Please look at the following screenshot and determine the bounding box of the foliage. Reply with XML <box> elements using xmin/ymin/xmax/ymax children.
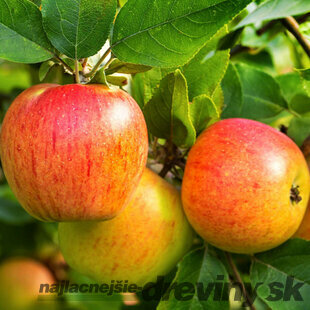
<box><xmin>0</xmin><ymin>0</ymin><xmax>310</xmax><ymax>309</ymax></box>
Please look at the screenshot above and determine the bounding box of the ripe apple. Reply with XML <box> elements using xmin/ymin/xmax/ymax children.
<box><xmin>58</xmin><ymin>168</ymin><xmax>194</xmax><ymax>286</ymax></box>
<box><xmin>0</xmin><ymin>84</ymin><xmax>148</xmax><ymax>221</ymax></box>
<box><xmin>0</xmin><ymin>258</ymin><xmax>55</xmax><ymax>310</ymax></box>
<box><xmin>294</xmin><ymin>153</ymin><xmax>310</xmax><ymax>240</ymax></box>
<box><xmin>182</xmin><ymin>118</ymin><xmax>310</xmax><ymax>254</ymax></box>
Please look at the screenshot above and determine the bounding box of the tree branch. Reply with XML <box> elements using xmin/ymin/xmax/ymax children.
<box><xmin>282</xmin><ymin>16</ymin><xmax>310</xmax><ymax>58</ymax></box>
<box><xmin>225</xmin><ymin>252</ymin><xmax>256</xmax><ymax>310</ymax></box>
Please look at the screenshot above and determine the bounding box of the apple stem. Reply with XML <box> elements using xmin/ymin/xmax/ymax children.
<box><xmin>85</xmin><ymin>48</ymin><xmax>111</xmax><ymax>79</ymax></box>
<box><xmin>225</xmin><ymin>252</ymin><xmax>256</xmax><ymax>310</ymax></box>
<box><xmin>75</xmin><ymin>60</ymin><xmax>80</xmax><ymax>84</ymax></box>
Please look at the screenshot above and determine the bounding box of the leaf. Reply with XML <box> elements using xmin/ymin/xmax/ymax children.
<box><xmin>0</xmin><ymin>185</ymin><xmax>34</xmax><ymax>225</ymax></box>
<box><xmin>157</xmin><ymin>247</ymin><xmax>229</xmax><ymax>310</ymax></box>
<box><xmin>287</xmin><ymin>117</ymin><xmax>310</xmax><ymax>147</ymax></box>
<box><xmin>143</xmin><ymin>70</ymin><xmax>196</xmax><ymax>148</ymax></box>
<box><xmin>181</xmin><ymin>27</ymin><xmax>230</xmax><ymax>101</ymax></box>
<box><xmin>221</xmin><ymin>62</ymin><xmax>243</xmax><ymax>119</ymax></box>
<box><xmin>236</xmin><ymin>63</ymin><xmax>287</xmax><ymax>120</ymax></box>
<box><xmin>106</xmin><ymin>75</ymin><xmax>128</xmax><ymax>86</ymax></box>
<box><xmin>276</xmin><ymin>72</ymin><xmax>306</xmax><ymax>103</ymax></box>
<box><xmin>39</xmin><ymin>60</ymin><xmax>57</xmax><ymax>81</ymax></box>
<box><xmin>217</xmin><ymin>28</ymin><xmax>243</xmax><ymax>51</ymax></box>
<box><xmin>298</xmin><ymin>69</ymin><xmax>310</xmax><ymax>97</ymax></box>
<box><xmin>251</xmin><ymin>239</ymin><xmax>310</xmax><ymax>310</ymax></box>
<box><xmin>190</xmin><ymin>95</ymin><xmax>220</xmax><ymax>134</ymax></box>
<box><xmin>276</xmin><ymin>72</ymin><xmax>310</xmax><ymax>115</ymax></box>
<box><xmin>0</xmin><ymin>0</ymin><xmax>53</xmax><ymax>63</ymax></box>
<box><xmin>237</xmin><ymin>0</ymin><xmax>310</xmax><ymax>28</ymax></box>
<box><xmin>132</xmin><ymin>67</ymin><xmax>170</xmax><ymax>108</ymax></box>
<box><xmin>111</xmin><ymin>0</ymin><xmax>252</xmax><ymax>67</ymax></box>
<box><xmin>105</xmin><ymin>59</ymin><xmax>152</xmax><ymax>75</ymax></box>
<box><xmin>41</xmin><ymin>0</ymin><xmax>117</xmax><ymax>59</ymax></box>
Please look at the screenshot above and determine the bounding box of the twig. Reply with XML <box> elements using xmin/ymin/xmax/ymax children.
<box><xmin>159</xmin><ymin>162</ymin><xmax>173</xmax><ymax>178</ymax></box>
<box><xmin>282</xmin><ymin>16</ymin><xmax>310</xmax><ymax>58</ymax></box>
<box><xmin>85</xmin><ymin>48</ymin><xmax>111</xmax><ymax>78</ymax></box>
<box><xmin>230</xmin><ymin>45</ymin><xmax>252</xmax><ymax>57</ymax></box>
<box><xmin>74</xmin><ymin>59</ymin><xmax>80</xmax><ymax>83</ymax></box>
<box><xmin>54</xmin><ymin>55</ymin><xmax>74</xmax><ymax>74</ymax></box>
<box><xmin>225</xmin><ymin>252</ymin><xmax>256</xmax><ymax>310</ymax></box>
<box><xmin>256</xmin><ymin>20</ymin><xmax>278</xmax><ymax>36</ymax></box>
<box><xmin>104</xmin><ymin>56</ymin><xmax>115</xmax><ymax>71</ymax></box>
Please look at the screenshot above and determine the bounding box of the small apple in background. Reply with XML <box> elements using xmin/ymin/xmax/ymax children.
<box><xmin>58</xmin><ymin>168</ymin><xmax>194</xmax><ymax>286</ymax></box>
<box><xmin>0</xmin><ymin>84</ymin><xmax>148</xmax><ymax>221</ymax></box>
<box><xmin>182</xmin><ymin>118</ymin><xmax>310</xmax><ymax>254</ymax></box>
<box><xmin>0</xmin><ymin>258</ymin><xmax>56</xmax><ymax>310</ymax></box>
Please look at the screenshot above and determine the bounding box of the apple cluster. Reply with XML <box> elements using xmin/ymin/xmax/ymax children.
<box><xmin>0</xmin><ymin>84</ymin><xmax>309</xmax><ymax>289</ymax></box>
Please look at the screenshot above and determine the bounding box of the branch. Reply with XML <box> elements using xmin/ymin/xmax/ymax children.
<box><xmin>225</xmin><ymin>252</ymin><xmax>256</xmax><ymax>310</ymax></box>
<box><xmin>282</xmin><ymin>16</ymin><xmax>310</xmax><ymax>58</ymax></box>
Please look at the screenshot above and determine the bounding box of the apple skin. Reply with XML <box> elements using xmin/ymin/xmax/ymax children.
<box><xmin>0</xmin><ymin>84</ymin><xmax>148</xmax><ymax>221</ymax></box>
<box><xmin>58</xmin><ymin>168</ymin><xmax>194</xmax><ymax>286</ymax></box>
<box><xmin>182</xmin><ymin>118</ymin><xmax>310</xmax><ymax>254</ymax></box>
<box><xmin>0</xmin><ymin>258</ymin><xmax>55</xmax><ymax>310</ymax></box>
<box><xmin>294</xmin><ymin>156</ymin><xmax>310</xmax><ymax>240</ymax></box>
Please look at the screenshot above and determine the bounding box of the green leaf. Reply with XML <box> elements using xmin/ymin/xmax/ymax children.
<box><xmin>39</xmin><ymin>60</ymin><xmax>57</xmax><ymax>81</ymax></box>
<box><xmin>237</xmin><ymin>0</ymin><xmax>310</xmax><ymax>28</ymax></box>
<box><xmin>236</xmin><ymin>63</ymin><xmax>287</xmax><ymax>120</ymax></box>
<box><xmin>157</xmin><ymin>247</ymin><xmax>229</xmax><ymax>310</ymax></box>
<box><xmin>111</xmin><ymin>0</ymin><xmax>252</xmax><ymax>67</ymax></box>
<box><xmin>41</xmin><ymin>0</ymin><xmax>117</xmax><ymax>59</ymax></box>
<box><xmin>132</xmin><ymin>68</ymin><xmax>170</xmax><ymax>108</ymax></box>
<box><xmin>181</xmin><ymin>27</ymin><xmax>230</xmax><ymax>101</ymax></box>
<box><xmin>0</xmin><ymin>0</ymin><xmax>53</xmax><ymax>63</ymax></box>
<box><xmin>106</xmin><ymin>75</ymin><xmax>128</xmax><ymax>86</ymax></box>
<box><xmin>251</xmin><ymin>239</ymin><xmax>310</xmax><ymax>310</ymax></box>
<box><xmin>298</xmin><ymin>69</ymin><xmax>310</xmax><ymax>97</ymax></box>
<box><xmin>276</xmin><ymin>72</ymin><xmax>310</xmax><ymax>116</ymax></box>
<box><xmin>190</xmin><ymin>95</ymin><xmax>220</xmax><ymax>134</ymax></box>
<box><xmin>217</xmin><ymin>28</ymin><xmax>243</xmax><ymax>51</ymax></box>
<box><xmin>287</xmin><ymin>117</ymin><xmax>310</xmax><ymax>147</ymax></box>
<box><xmin>276</xmin><ymin>72</ymin><xmax>306</xmax><ymax>103</ymax></box>
<box><xmin>143</xmin><ymin>70</ymin><xmax>196</xmax><ymax>148</ymax></box>
<box><xmin>221</xmin><ymin>63</ymin><xmax>243</xmax><ymax>119</ymax></box>
<box><xmin>0</xmin><ymin>185</ymin><xmax>34</xmax><ymax>225</ymax></box>
<box><xmin>105</xmin><ymin>59</ymin><xmax>152</xmax><ymax>75</ymax></box>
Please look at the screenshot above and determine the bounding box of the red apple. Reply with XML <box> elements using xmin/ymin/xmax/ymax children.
<box><xmin>58</xmin><ymin>168</ymin><xmax>194</xmax><ymax>286</ymax></box>
<box><xmin>0</xmin><ymin>258</ymin><xmax>56</xmax><ymax>310</ymax></box>
<box><xmin>182</xmin><ymin>118</ymin><xmax>310</xmax><ymax>254</ymax></box>
<box><xmin>0</xmin><ymin>84</ymin><xmax>148</xmax><ymax>221</ymax></box>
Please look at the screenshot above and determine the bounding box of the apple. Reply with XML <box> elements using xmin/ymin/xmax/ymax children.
<box><xmin>0</xmin><ymin>84</ymin><xmax>148</xmax><ymax>221</ymax></box>
<box><xmin>58</xmin><ymin>168</ymin><xmax>194</xmax><ymax>286</ymax></box>
<box><xmin>294</xmin><ymin>153</ymin><xmax>310</xmax><ymax>240</ymax></box>
<box><xmin>0</xmin><ymin>258</ymin><xmax>55</xmax><ymax>310</ymax></box>
<box><xmin>182</xmin><ymin>118</ymin><xmax>310</xmax><ymax>254</ymax></box>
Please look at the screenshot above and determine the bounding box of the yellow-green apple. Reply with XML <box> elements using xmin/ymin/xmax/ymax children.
<box><xmin>0</xmin><ymin>258</ymin><xmax>55</xmax><ymax>310</ymax></box>
<box><xmin>182</xmin><ymin>118</ymin><xmax>310</xmax><ymax>254</ymax></box>
<box><xmin>0</xmin><ymin>84</ymin><xmax>148</xmax><ymax>221</ymax></box>
<box><xmin>58</xmin><ymin>168</ymin><xmax>194</xmax><ymax>286</ymax></box>
<box><xmin>294</xmin><ymin>149</ymin><xmax>310</xmax><ymax>240</ymax></box>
